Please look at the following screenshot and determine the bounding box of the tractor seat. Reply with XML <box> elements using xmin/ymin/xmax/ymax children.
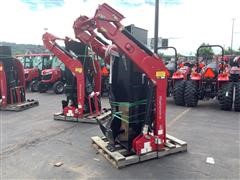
<box><xmin>166</xmin><ymin>62</ymin><xmax>176</xmax><ymax>71</ymax></box>
<box><xmin>166</xmin><ymin>62</ymin><xmax>176</xmax><ymax>76</ymax></box>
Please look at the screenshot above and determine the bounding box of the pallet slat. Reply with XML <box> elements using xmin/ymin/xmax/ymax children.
<box><xmin>166</xmin><ymin>134</ymin><xmax>187</xmax><ymax>146</ymax></box>
<box><xmin>0</xmin><ymin>100</ymin><xmax>39</xmax><ymax>111</ymax></box>
<box><xmin>92</xmin><ymin>136</ymin><xmax>125</xmax><ymax>161</ymax></box>
<box><xmin>92</xmin><ymin>134</ymin><xmax>187</xmax><ymax>168</ymax></box>
<box><xmin>54</xmin><ymin>110</ymin><xmax>111</xmax><ymax>124</ymax></box>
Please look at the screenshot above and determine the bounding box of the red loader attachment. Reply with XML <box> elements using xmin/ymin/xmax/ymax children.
<box><xmin>74</xmin><ymin>3</ymin><xmax>187</xmax><ymax>167</ymax></box>
<box><xmin>0</xmin><ymin>46</ymin><xmax>39</xmax><ymax>111</ymax></box>
<box><xmin>42</xmin><ymin>32</ymin><xmax>111</xmax><ymax>123</ymax></box>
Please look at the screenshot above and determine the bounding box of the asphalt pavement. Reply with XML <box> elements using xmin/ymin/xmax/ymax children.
<box><xmin>1</xmin><ymin>92</ymin><xmax>239</xmax><ymax>179</ymax></box>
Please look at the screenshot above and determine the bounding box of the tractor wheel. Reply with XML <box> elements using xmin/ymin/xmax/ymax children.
<box><xmin>173</xmin><ymin>80</ymin><xmax>185</xmax><ymax>106</ymax></box>
<box><xmin>184</xmin><ymin>80</ymin><xmax>198</xmax><ymax>107</ymax></box>
<box><xmin>219</xmin><ymin>82</ymin><xmax>233</xmax><ymax>111</ymax></box>
<box><xmin>234</xmin><ymin>82</ymin><xmax>240</xmax><ymax>112</ymax></box>
<box><xmin>29</xmin><ymin>80</ymin><xmax>39</xmax><ymax>92</ymax></box>
<box><xmin>53</xmin><ymin>81</ymin><xmax>64</xmax><ymax>94</ymax></box>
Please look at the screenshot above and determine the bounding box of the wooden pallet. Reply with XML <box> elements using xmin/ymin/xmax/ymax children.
<box><xmin>53</xmin><ymin>109</ymin><xmax>111</xmax><ymax>124</ymax></box>
<box><xmin>91</xmin><ymin>134</ymin><xmax>187</xmax><ymax>168</ymax></box>
<box><xmin>0</xmin><ymin>100</ymin><xmax>39</xmax><ymax>112</ymax></box>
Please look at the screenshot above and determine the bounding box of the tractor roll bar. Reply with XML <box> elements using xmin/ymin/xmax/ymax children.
<box><xmin>157</xmin><ymin>46</ymin><xmax>178</xmax><ymax>72</ymax></box>
<box><xmin>196</xmin><ymin>45</ymin><xmax>224</xmax><ymax>73</ymax></box>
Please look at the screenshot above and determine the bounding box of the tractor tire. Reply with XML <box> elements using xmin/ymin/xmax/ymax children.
<box><xmin>29</xmin><ymin>80</ymin><xmax>39</xmax><ymax>92</ymax></box>
<box><xmin>219</xmin><ymin>82</ymin><xmax>233</xmax><ymax>111</ymax></box>
<box><xmin>173</xmin><ymin>80</ymin><xmax>185</xmax><ymax>106</ymax></box>
<box><xmin>234</xmin><ymin>82</ymin><xmax>240</xmax><ymax>112</ymax></box>
<box><xmin>53</xmin><ymin>81</ymin><xmax>64</xmax><ymax>94</ymax></box>
<box><xmin>184</xmin><ymin>80</ymin><xmax>198</xmax><ymax>107</ymax></box>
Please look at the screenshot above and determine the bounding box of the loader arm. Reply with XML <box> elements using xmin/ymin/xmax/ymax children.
<box><xmin>73</xmin><ymin>15</ymin><xmax>119</xmax><ymax>64</ymax></box>
<box><xmin>74</xmin><ymin>3</ymin><xmax>168</xmax><ymax>153</ymax></box>
<box><xmin>42</xmin><ymin>32</ymin><xmax>85</xmax><ymax>117</ymax></box>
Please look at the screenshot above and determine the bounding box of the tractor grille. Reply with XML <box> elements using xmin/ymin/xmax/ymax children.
<box><xmin>42</xmin><ymin>74</ymin><xmax>52</xmax><ymax>81</ymax></box>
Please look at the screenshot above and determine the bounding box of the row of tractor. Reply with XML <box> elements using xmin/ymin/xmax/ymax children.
<box><xmin>161</xmin><ymin>45</ymin><xmax>240</xmax><ymax>112</ymax></box>
<box><xmin>16</xmin><ymin>53</ymin><xmax>109</xmax><ymax>95</ymax></box>
<box><xmin>16</xmin><ymin>53</ymin><xmax>65</xmax><ymax>94</ymax></box>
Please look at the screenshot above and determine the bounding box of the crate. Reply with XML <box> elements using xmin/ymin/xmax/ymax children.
<box><xmin>91</xmin><ymin>134</ymin><xmax>187</xmax><ymax>168</ymax></box>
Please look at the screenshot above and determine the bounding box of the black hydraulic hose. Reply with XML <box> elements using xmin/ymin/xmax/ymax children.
<box><xmin>143</xmin><ymin>80</ymin><xmax>155</xmax><ymax>129</ymax></box>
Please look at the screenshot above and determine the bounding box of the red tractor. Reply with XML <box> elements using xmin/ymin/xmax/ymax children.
<box><xmin>218</xmin><ymin>55</ymin><xmax>240</xmax><ymax>111</ymax></box>
<box><xmin>16</xmin><ymin>53</ymin><xmax>54</xmax><ymax>92</ymax></box>
<box><xmin>0</xmin><ymin>46</ymin><xmax>39</xmax><ymax>111</ymax></box>
<box><xmin>172</xmin><ymin>59</ymin><xmax>195</xmax><ymax>106</ymax></box>
<box><xmin>184</xmin><ymin>45</ymin><xmax>228</xmax><ymax>107</ymax></box>
<box><xmin>37</xmin><ymin>55</ymin><xmax>65</xmax><ymax>94</ymax></box>
<box><xmin>157</xmin><ymin>47</ymin><xmax>194</xmax><ymax>105</ymax></box>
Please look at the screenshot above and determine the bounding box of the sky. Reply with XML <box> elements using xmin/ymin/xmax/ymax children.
<box><xmin>0</xmin><ymin>0</ymin><xmax>240</xmax><ymax>55</ymax></box>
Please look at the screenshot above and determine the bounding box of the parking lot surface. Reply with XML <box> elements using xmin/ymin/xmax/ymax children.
<box><xmin>1</xmin><ymin>92</ymin><xmax>239</xmax><ymax>179</ymax></box>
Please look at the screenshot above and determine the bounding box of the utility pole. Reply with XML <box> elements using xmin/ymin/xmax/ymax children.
<box><xmin>154</xmin><ymin>0</ymin><xmax>159</xmax><ymax>53</ymax></box>
<box><xmin>230</xmin><ymin>18</ymin><xmax>235</xmax><ymax>55</ymax></box>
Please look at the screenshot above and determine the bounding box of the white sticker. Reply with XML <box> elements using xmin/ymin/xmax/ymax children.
<box><xmin>158</xmin><ymin>129</ymin><xmax>163</xmax><ymax>135</ymax></box>
<box><xmin>66</xmin><ymin>110</ymin><xmax>74</xmax><ymax>117</ymax></box>
<box><xmin>140</xmin><ymin>142</ymin><xmax>152</xmax><ymax>154</ymax></box>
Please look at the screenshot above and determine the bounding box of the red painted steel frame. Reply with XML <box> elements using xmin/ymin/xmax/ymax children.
<box><xmin>0</xmin><ymin>61</ymin><xmax>8</xmax><ymax>106</ymax></box>
<box><xmin>74</xmin><ymin>15</ymin><xmax>119</xmax><ymax>64</ymax></box>
<box><xmin>75</xmin><ymin>3</ymin><xmax>168</xmax><ymax>152</ymax></box>
<box><xmin>42</xmin><ymin>32</ymin><xmax>85</xmax><ymax>117</ymax></box>
<box><xmin>13</xmin><ymin>58</ymin><xmax>25</xmax><ymax>89</ymax></box>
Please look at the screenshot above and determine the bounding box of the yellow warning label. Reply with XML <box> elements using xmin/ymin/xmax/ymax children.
<box><xmin>156</xmin><ymin>71</ymin><xmax>166</xmax><ymax>79</ymax></box>
<box><xmin>0</xmin><ymin>66</ymin><xmax>2</xmax><ymax>71</ymax></box>
<box><xmin>75</xmin><ymin>67</ymin><xmax>82</xmax><ymax>73</ymax></box>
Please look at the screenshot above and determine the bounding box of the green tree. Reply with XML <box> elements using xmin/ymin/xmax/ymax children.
<box><xmin>0</xmin><ymin>41</ymin><xmax>47</xmax><ymax>55</ymax></box>
<box><xmin>224</xmin><ymin>47</ymin><xmax>240</xmax><ymax>55</ymax></box>
<box><xmin>197</xmin><ymin>43</ymin><xmax>214</xmax><ymax>60</ymax></box>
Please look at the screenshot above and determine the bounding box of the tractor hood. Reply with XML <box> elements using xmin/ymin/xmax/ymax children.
<box><xmin>41</xmin><ymin>68</ymin><xmax>56</xmax><ymax>75</ymax></box>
